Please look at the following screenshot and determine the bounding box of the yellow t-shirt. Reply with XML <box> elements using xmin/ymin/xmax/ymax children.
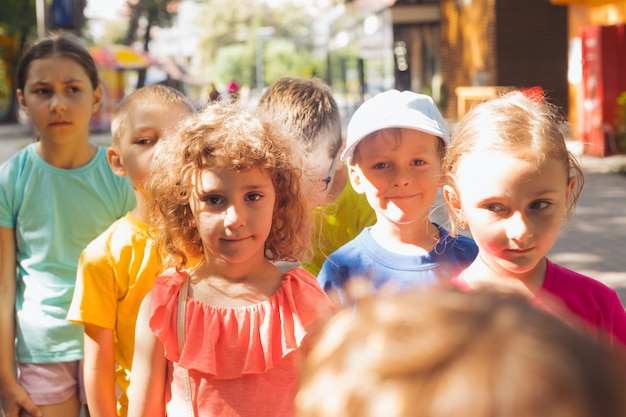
<box><xmin>67</xmin><ymin>212</ymin><xmax>159</xmax><ymax>417</ymax></box>
<box><xmin>303</xmin><ymin>181</ymin><xmax>376</xmax><ymax>276</ymax></box>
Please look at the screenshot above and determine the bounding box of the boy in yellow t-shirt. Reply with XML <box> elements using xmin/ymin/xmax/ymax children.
<box><xmin>67</xmin><ymin>85</ymin><xmax>195</xmax><ymax>417</ymax></box>
<box><xmin>257</xmin><ymin>77</ymin><xmax>375</xmax><ymax>275</ymax></box>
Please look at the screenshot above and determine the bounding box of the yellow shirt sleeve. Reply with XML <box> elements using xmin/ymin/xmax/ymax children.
<box><xmin>303</xmin><ymin>181</ymin><xmax>376</xmax><ymax>276</ymax></box>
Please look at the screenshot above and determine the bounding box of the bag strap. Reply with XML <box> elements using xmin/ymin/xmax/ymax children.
<box><xmin>177</xmin><ymin>275</ymin><xmax>195</xmax><ymax>417</ymax></box>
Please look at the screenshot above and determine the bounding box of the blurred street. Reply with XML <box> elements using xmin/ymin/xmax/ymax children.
<box><xmin>2</xmin><ymin>122</ymin><xmax>626</xmax><ymax>305</ymax></box>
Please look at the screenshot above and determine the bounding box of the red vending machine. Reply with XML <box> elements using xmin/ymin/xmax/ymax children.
<box><xmin>579</xmin><ymin>24</ymin><xmax>626</xmax><ymax>156</ymax></box>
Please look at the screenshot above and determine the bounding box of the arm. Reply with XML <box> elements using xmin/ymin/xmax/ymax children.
<box><xmin>127</xmin><ymin>291</ymin><xmax>167</xmax><ymax>417</ymax></box>
<box><xmin>83</xmin><ymin>323</ymin><xmax>117</xmax><ymax>417</ymax></box>
<box><xmin>0</xmin><ymin>227</ymin><xmax>41</xmax><ymax>417</ymax></box>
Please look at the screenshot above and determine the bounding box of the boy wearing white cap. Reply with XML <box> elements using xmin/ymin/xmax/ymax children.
<box><xmin>317</xmin><ymin>90</ymin><xmax>478</xmax><ymax>303</ymax></box>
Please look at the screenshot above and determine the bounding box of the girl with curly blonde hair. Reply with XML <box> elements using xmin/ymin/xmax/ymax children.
<box><xmin>128</xmin><ymin>103</ymin><xmax>333</xmax><ymax>417</ymax></box>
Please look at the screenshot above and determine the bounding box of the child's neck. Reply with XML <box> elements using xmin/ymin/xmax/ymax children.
<box><xmin>36</xmin><ymin>140</ymin><xmax>96</xmax><ymax>169</ymax></box>
<box><xmin>461</xmin><ymin>256</ymin><xmax>547</xmax><ymax>296</ymax></box>
<box><xmin>130</xmin><ymin>194</ymin><xmax>151</xmax><ymax>224</ymax></box>
<box><xmin>188</xmin><ymin>257</ymin><xmax>284</xmax><ymax>308</ymax></box>
<box><xmin>370</xmin><ymin>219</ymin><xmax>439</xmax><ymax>255</ymax></box>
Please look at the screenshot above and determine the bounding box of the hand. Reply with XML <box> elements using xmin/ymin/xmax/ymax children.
<box><xmin>0</xmin><ymin>381</ymin><xmax>42</xmax><ymax>417</ymax></box>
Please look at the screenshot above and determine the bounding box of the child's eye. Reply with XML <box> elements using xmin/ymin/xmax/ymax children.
<box><xmin>68</xmin><ymin>86</ymin><xmax>81</xmax><ymax>93</ymax></box>
<box><xmin>205</xmin><ymin>195</ymin><xmax>224</xmax><ymax>205</ymax></box>
<box><xmin>136</xmin><ymin>137</ymin><xmax>158</xmax><ymax>146</ymax></box>
<box><xmin>484</xmin><ymin>203</ymin><xmax>505</xmax><ymax>213</ymax></box>
<box><xmin>34</xmin><ymin>88</ymin><xmax>50</xmax><ymax>95</ymax></box>
<box><xmin>245</xmin><ymin>193</ymin><xmax>262</xmax><ymax>202</ymax></box>
<box><xmin>372</xmin><ymin>162</ymin><xmax>390</xmax><ymax>169</ymax></box>
<box><xmin>411</xmin><ymin>159</ymin><xmax>426</xmax><ymax>166</ymax></box>
<box><xmin>530</xmin><ymin>200</ymin><xmax>551</xmax><ymax>210</ymax></box>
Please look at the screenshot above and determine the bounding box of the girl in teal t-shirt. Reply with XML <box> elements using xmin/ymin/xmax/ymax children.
<box><xmin>0</xmin><ymin>33</ymin><xmax>135</xmax><ymax>417</ymax></box>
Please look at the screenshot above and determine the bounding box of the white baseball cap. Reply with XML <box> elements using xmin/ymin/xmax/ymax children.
<box><xmin>342</xmin><ymin>90</ymin><xmax>450</xmax><ymax>162</ymax></box>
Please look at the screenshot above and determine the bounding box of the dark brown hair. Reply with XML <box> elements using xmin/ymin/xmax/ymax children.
<box><xmin>16</xmin><ymin>31</ymin><xmax>99</xmax><ymax>91</ymax></box>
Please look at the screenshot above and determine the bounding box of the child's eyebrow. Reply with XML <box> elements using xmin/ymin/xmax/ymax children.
<box><xmin>63</xmin><ymin>77</ymin><xmax>84</xmax><ymax>82</ymax></box>
<box><xmin>533</xmin><ymin>188</ymin><xmax>561</xmax><ymax>196</ymax></box>
<box><xmin>30</xmin><ymin>78</ymin><xmax>85</xmax><ymax>86</ymax></box>
<box><xmin>243</xmin><ymin>183</ymin><xmax>273</xmax><ymax>191</ymax></box>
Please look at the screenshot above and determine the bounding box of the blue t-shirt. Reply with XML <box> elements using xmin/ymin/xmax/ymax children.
<box><xmin>0</xmin><ymin>143</ymin><xmax>136</xmax><ymax>363</ymax></box>
<box><xmin>317</xmin><ymin>224</ymin><xmax>478</xmax><ymax>304</ymax></box>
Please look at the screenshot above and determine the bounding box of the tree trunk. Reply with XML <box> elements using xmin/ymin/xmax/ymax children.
<box><xmin>124</xmin><ymin>0</ymin><xmax>146</xmax><ymax>46</ymax></box>
<box><xmin>134</xmin><ymin>18</ymin><xmax>152</xmax><ymax>89</ymax></box>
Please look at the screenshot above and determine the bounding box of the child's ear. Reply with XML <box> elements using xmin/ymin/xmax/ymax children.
<box><xmin>107</xmin><ymin>147</ymin><xmax>127</xmax><ymax>177</ymax></box>
<box><xmin>349</xmin><ymin>165</ymin><xmax>365</xmax><ymax>194</ymax></box>
<box><xmin>442</xmin><ymin>184</ymin><xmax>463</xmax><ymax>218</ymax></box>
<box><xmin>16</xmin><ymin>89</ymin><xmax>29</xmax><ymax>115</ymax></box>
<box><xmin>91</xmin><ymin>84</ymin><xmax>103</xmax><ymax>114</ymax></box>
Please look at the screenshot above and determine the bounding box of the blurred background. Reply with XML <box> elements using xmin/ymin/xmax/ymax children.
<box><xmin>1</xmin><ymin>0</ymin><xmax>626</xmax><ymax>157</ymax></box>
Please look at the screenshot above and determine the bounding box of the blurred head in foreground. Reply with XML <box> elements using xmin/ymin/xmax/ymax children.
<box><xmin>297</xmin><ymin>288</ymin><xmax>626</xmax><ymax>417</ymax></box>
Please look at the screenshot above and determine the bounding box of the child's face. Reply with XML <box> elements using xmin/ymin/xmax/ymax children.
<box><xmin>109</xmin><ymin>102</ymin><xmax>190</xmax><ymax>190</ymax></box>
<box><xmin>189</xmin><ymin>167</ymin><xmax>276</xmax><ymax>267</ymax></box>
<box><xmin>349</xmin><ymin>129</ymin><xmax>442</xmax><ymax>226</ymax></box>
<box><xmin>444</xmin><ymin>151</ymin><xmax>574</xmax><ymax>279</ymax></box>
<box><xmin>17</xmin><ymin>55</ymin><xmax>102</xmax><ymax>146</ymax></box>
<box><xmin>306</xmin><ymin>144</ymin><xmax>347</xmax><ymax>208</ymax></box>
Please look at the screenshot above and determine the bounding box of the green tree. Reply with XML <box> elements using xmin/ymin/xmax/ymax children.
<box><xmin>214</xmin><ymin>43</ymin><xmax>254</xmax><ymax>87</ymax></box>
<box><xmin>195</xmin><ymin>0</ymin><xmax>323</xmax><ymax>87</ymax></box>
<box><xmin>124</xmin><ymin>0</ymin><xmax>182</xmax><ymax>51</ymax></box>
<box><xmin>124</xmin><ymin>0</ymin><xmax>182</xmax><ymax>88</ymax></box>
<box><xmin>0</xmin><ymin>0</ymin><xmax>36</xmax><ymax>122</ymax></box>
<box><xmin>263</xmin><ymin>39</ymin><xmax>322</xmax><ymax>85</ymax></box>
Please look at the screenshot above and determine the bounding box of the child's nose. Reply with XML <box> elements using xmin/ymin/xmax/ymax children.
<box><xmin>224</xmin><ymin>204</ymin><xmax>245</xmax><ymax>228</ymax></box>
<box><xmin>505</xmin><ymin>212</ymin><xmax>532</xmax><ymax>243</ymax></box>
<box><xmin>49</xmin><ymin>93</ymin><xmax>67</xmax><ymax>113</ymax></box>
<box><xmin>392</xmin><ymin>166</ymin><xmax>410</xmax><ymax>187</ymax></box>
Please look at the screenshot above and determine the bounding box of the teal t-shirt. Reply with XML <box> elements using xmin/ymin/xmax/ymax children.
<box><xmin>0</xmin><ymin>143</ymin><xmax>136</xmax><ymax>363</ymax></box>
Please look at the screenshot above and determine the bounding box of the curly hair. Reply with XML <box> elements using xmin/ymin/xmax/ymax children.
<box><xmin>147</xmin><ymin>102</ymin><xmax>310</xmax><ymax>270</ymax></box>
<box><xmin>443</xmin><ymin>91</ymin><xmax>584</xmax><ymax>236</ymax></box>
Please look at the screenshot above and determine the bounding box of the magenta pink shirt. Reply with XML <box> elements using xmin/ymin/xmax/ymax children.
<box><xmin>451</xmin><ymin>258</ymin><xmax>626</xmax><ymax>348</ymax></box>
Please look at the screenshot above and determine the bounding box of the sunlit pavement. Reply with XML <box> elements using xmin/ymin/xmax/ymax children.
<box><xmin>3</xmin><ymin>122</ymin><xmax>626</xmax><ymax>305</ymax></box>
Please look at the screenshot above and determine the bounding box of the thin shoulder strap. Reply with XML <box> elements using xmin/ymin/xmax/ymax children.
<box><xmin>177</xmin><ymin>275</ymin><xmax>195</xmax><ymax>417</ymax></box>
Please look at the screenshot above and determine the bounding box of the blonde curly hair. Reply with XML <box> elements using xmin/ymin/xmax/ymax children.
<box><xmin>147</xmin><ymin>102</ymin><xmax>310</xmax><ymax>270</ymax></box>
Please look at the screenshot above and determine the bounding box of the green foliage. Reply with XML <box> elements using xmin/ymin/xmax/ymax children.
<box><xmin>213</xmin><ymin>37</ymin><xmax>324</xmax><ymax>88</ymax></box>
<box><xmin>214</xmin><ymin>43</ymin><xmax>255</xmax><ymax>87</ymax></box>
<box><xmin>195</xmin><ymin>0</ymin><xmax>322</xmax><ymax>86</ymax></box>
<box><xmin>0</xmin><ymin>0</ymin><xmax>36</xmax><ymax>121</ymax></box>
<box><xmin>0</xmin><ymin>0</ymin><xmax>36</xmax><ymax>38</ymax></box>
<box><xmin>263</xmin><ymin>39</ymin><xmax>322</xmax><ymax>85</ymax></box>
<box><xmin>0</xmin><ymin>59</ymin><xmax>9</xmax><ymax>118</ymax></box>
<box><xmin>97</xmin><ymin>20</ymin><xmax>128</xmax><ymax>46</ymax></box>
<box><xmin>125</xmin><ymin>0</ymin><xmax>181</xmax><ymax>49</ymax></box>
<box><xmin>327</xmin><ymin>48</ymin><xmax>359</xmax><ymax>92</ymax></box>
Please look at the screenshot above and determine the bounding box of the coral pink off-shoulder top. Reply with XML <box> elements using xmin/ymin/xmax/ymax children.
<box><xmin>149</xmin><ymin>267</ymin><xmax>333</xmax><ymax>417</ymax></box>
